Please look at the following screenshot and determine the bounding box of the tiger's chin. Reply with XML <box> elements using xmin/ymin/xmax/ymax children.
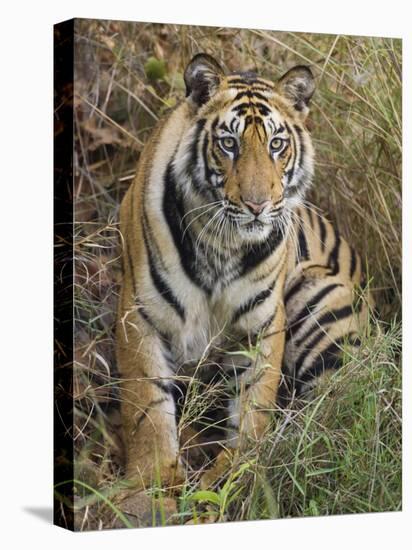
<box><xmin>236</xmin><ymin>219</ymin><xmax>275</xmax><ymax>243</ymax></box>
<box><xmin>234</xmin><ymin>209</ymin><xmax>292</xmax><ymax>244</ymax></box>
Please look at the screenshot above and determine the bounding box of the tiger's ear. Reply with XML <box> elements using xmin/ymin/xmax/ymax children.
<box><xmin>277</xmin><ymin>66</ymin><xmax>315</xmax><ymax>116</ymax></box>
<box><xmin>184</xmin><ymin>53</ymin><xmax>224</xmax><ymax>106</ymax></box>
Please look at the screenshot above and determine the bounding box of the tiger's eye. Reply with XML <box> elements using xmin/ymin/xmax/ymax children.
<box><xmin>221</xmin><ymin>137</ymin><xmax>236</xmax><ymax>151</ymax></box>
<box><xmin>270</xmin><ymin>137</ymin><xmax>284</xmax><ymax>152</ymax></box>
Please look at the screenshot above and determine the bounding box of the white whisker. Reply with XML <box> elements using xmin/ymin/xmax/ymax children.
<box><xmin>181</xmin><ymin>202</ymin><xmax>221</xmax><ymax>241</ymax></box>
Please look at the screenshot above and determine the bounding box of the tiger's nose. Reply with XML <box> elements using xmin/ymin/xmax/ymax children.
<box><xmin>243</xmin><ymin>199</ymin><xmax>271</xmax><ymax>215</ymax></box>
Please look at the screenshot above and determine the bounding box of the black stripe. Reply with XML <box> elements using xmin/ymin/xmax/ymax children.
<box><xmin>218</xmin><ymin>121</ymin><xmax>231</xmax><ymax>133</ymax></box>
<box><xmin>227</xmin><ymin>84</ymin><xmax>273</xmax><ymax>94</ymax></box>
<box><xmin>284</xmin><ymin>277</ymin><xmax>306</xmax><ymax>306</ymax></box>
<box><xmin>234</xmin><ymin>90</ymin><xmax>270</xmax><ymax>102</ymax></box>
<box><xmin>254</xmin><ymin>116</ymin><xmax>267</xmax><ymax>132</ymax></box>
<box><xmin>295</xmin><ymin>304</ymin><xmax>353</xmax><ymax>348</ymax></box>
<box><xmin>142</xmin><ymin>217</ymin><xmax>186</xmax><ymax>321</ymax></box>
<box><xmin>137</xmin><ymin>305</ymin><xmax>165</xmax><ymax>337</ymax></box>
<box><xmin>287</xmin><ymin>283</ymin><xmax>343</xmax><ymax>339</ymax></box>
<box><xmin>256</xmin><ymin>103</ymin><xmax>271</xmax><ymax>116</ymax></box>
<box><xmin>284</xmin><ymin>121</ymin><xmax>296</xmax><ymax>185</ymax></box>
<box><xmin>202</xmin><ymin>131</ymin><xmax>214</xmax><ymax>182</ymax></box>
<box><xmin>227</xmin><ymin>77</ymin><xmax>257</xmax><ymax>85</ymax></box>
<box><xmin>350</xmin><ymin>336</ymin><xmax>362</xmax><ymax>347</ymax></box>
<box><xmin>227</xmin><ymin>76</ymin><xmax>272</xmax><ymax>87</ymax></box>
<box><xmin>297</xmin><ymin>341</ymin><xmax>342</xmax><ymax>391</ymax></box>
<box><xmin>162</xmin><ymin>161</ymin><xmax>209</xmax><ymax>292</ymax></box>
<box><xmin>161</xmin><ymin>339</ymin><xmax>176</xmax><ymax>368</ymax></box>
<box><xmin>151</xmin><ymin>379</ymin><xmax>173</xmax><ymax>395</ymax></box>
<box><xmin>241</xmin><ymin>227</ymin><xmax>284</xmax><ymax>275</ymax></box>
<box><xmin>229</xmin><ymin>117</ymin><xmax>238</xmax><ymax>133</ymax></box>
<box><xmin>252</xmin><ymin>312</ymin><xmax>276</xmax><ymax>337</ymax></box>
<box><xmin>327</xmin><ymin>225</ymin><xmax>341</xmax><ymax>275</ymax></box>
<box><xmin>125</xmin><ymin>236</ymin><xmax>137</xmax><ymax>297</ymax></box>
<box><xmin>284</xmin><ymin>264</ymin><xmax>334</xmax><ymax>307</ymax></box>
<box><xmin>232</xmin><ymin>278</ymin><xmax>277</xmax><ymax>324</ymax></box>
<box><xmin>251</xmin><ymin>250</ymin><xmax>286</xmax><ymax>283</ymax></box>
<box><xmin>232</xmin><ymin>101</ymin><xmax>271</xmax><ymax>116</ymax></box>
<box><xmin>307</xmin><ymin>207</ymin><xmax>314</xmax><ymax>228</ymax></box>
<box><xmin>294</xmin><ymin>329</ymin><xmax>328</xmax><ymax>377</ymax></box>
<box><xmin>317</xmin><ymin>213</ymin><xmax>327</xmax><ymax>253</ymax></box>
<box><xmin>135</xmin><ymin>397</ymin><xmax>168</xmax><ymax>430</ymax></box>
<box><xmin>227</xmin><ymin>84</ymin><xmax>251</xmax><ymax>90</ymax></box>
<box><xmin>186</xmin><ymin>118</ymin><xmax>206</xmax><ymax>179</ymax></box>
<box><xmin>244</xmin><ymin>115</ymin><xmax>254</xmax><ymax>129</ymax></box>
<box><xmin>293</xmin><ymin>124</ymin><xmax>304</xmax><ymax>171</ymax></box>
<box><xmin>297</xmin><ymin>221</ymin><xmax>309</xmax><ymax>261</ymax></box>
<box><xmin>231</xmin><ymin>103</ymin><xmax>249</xmax><ymax>115</ymax></box>
<box><xmin>298</xmin><ymin>333</ymin><xmax>360</xmax><ymax>391</ymax></box>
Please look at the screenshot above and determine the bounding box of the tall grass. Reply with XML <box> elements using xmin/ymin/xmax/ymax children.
<box><xmin>66</xmin><ymin>20</ymin><xmax>402</xmax><ymax>530</ymax></box>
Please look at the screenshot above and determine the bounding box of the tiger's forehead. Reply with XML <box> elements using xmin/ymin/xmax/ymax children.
<box><xmin>210</xmin><ymin>76</ymin><xmax>288</xmax><ymax>135</ymax></box>
<box><xmin>225</xmin><ymin>72</ymin><xmax>275</xmax><ymax>90</ymax></box>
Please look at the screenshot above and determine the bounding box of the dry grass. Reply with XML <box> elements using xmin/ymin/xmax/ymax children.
<box><xmin>64</xmin><ymin>19</ymin><xmax>402</xmax><ymax>530</ymax></box>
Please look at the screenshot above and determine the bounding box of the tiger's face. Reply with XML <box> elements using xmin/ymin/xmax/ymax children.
<box><xmin>177</xmin><ymin>54</ymin><xmax>315</xmax><ymax>243</ymax></box>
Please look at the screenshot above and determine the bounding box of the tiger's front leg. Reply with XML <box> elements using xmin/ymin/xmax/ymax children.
<box><xmin>235</xmin><ymin>303</ymin><xmax>286</xmax><ymax>442</ymax></box>
<box><xmin>116</xmin><ymin>304</ymin><xmax>185</xmax><ymax>494</ymax></box>
<box><xmin>201</xmin><ymin>304</ymin><xmax>286</xmax><ymax>488</ymax></box>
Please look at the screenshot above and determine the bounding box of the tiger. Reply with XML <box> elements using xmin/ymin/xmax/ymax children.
<box><xmin>115</xmin><ymin>53</ymin><xmax>371</xmax><ymax>507</ymax></box>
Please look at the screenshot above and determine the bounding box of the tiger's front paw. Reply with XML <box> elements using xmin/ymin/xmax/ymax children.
<box><xmin>199</xmin><ymin>448</ymin><xmax>235</xmax><ymax>490</ymax></box>
<box><xmin>112</xmin><ymin>489</ymin><xmax>179</xmax><ymax>528</ymax></box>
<box><xmin>125</xmin><ymin>456</ymin><xmax>187</xmax><ymax>493</ymax></box>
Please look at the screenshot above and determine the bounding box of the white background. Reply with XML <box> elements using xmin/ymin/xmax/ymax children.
<box><xmin>0</xmin><ymin>0</ymin><xmax>409</xmax><ymax>548</ymax></box>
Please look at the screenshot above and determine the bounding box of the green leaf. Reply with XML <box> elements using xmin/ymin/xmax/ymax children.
<box><xmin>221</xmin><ymin>461</ymin><xmax>255</xmax><ymax>500</ymax></box>
<box><xmin>188</xmin><ymin>490</ymin><xmax>221</xmax><ymax>506</ymax></box>
<box><xmin>225</xmin><ymin>487</ymin><xmax>243</xmax><ymax>507</ymax></box>
<box><xmin>306</xmin><ymin>466</ymin><xmax>341</xmax><ymax>477</ymax></box>
<box><xmin>226</xmin><ymin>349</ymin><xmax>257</xmax><ymax>360</ymax></box>
<box><xmin>144</xmin><ymin>57</ymin><xmax>167</xmax><ymax>81</ymax></box>
<box><xmin>164</xmin><ymin>97</ymin><xmax>177</xmax><ymax>108</ymax></box>
<box><xmin>309</xmin><ymin>499</ymin><xmax>320</xmax><ymax>515</ymax></box>
<box><xmin>285</xmin><ymin>466</ymin><xmax>305</xmax><ymax>496</ymax></box>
